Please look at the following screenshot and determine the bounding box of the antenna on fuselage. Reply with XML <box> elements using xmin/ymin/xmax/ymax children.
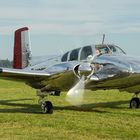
<box><xmin>102</xmin><ymin>34</ymin><xmax>105</xmax><ymax>44</ymax></box>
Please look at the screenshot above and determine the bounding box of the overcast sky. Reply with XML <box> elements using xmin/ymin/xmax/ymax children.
<box><xmin>0</xmin><ymin>0</ymin><xmax>140</xmax><ymax>60</ymax></box>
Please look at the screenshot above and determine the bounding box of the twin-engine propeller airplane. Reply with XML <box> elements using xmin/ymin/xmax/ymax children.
<box><xmin>0</xmin><ymin>27</ymin><xmax>140</xmax><ymax>114</ymax></box>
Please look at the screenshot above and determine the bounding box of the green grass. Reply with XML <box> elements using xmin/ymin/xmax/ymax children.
<box><xmin>0</xmin><ymin>79</ymin><xmax>140</xmax><ymax>140</ymax></box>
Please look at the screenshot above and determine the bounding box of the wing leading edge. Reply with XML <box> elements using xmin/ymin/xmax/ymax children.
<box><xmin>0</xmin><ymin>68</ymin><xmax>51</xmax><ymax>82</ymax></box>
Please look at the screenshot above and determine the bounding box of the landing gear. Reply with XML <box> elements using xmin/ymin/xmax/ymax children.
<box><xmin>130</xmin><ymin>98</ymin><xmax>140</xmax><ymax>109</ymax></box>
<box><xmin>36</xmin><ymin>90</ymin><xmax>59</xmax><ymax>114</ymax></box>
<box><xmin>130</xmin><ymin>92</ymin><xmax>140</xmax><ymax>109</ymax></box>
<box><xmin>41</xmin><ymin>101</ymin><xmax>53</xmax><ymax>114</ymax></box>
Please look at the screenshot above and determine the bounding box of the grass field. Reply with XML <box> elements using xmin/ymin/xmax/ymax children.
<box><xmin>0</xmin><ymin>79</ymin><xmax>140</xmax><ymax>140</ymax></box>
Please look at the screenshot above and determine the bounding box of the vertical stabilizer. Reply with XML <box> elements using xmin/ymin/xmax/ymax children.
<box><xmin>13</xmin><ymin>27</ymin><xmax>32</xmax><ymax>69</ymax></box>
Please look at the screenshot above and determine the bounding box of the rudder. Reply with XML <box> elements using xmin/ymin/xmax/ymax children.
<box><xmin>13</xmin><ymin>27</ymin><xmax>32</xmax><ymax>69</ymax></box>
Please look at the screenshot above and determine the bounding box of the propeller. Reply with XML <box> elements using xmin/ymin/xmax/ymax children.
<box><xmin>66</xmin><ymin>76</ymin><xmax>85</xmax><ymax>106</ymax></box>
<box><xmin>73</xmin><ymin>63</ymin><xmax>95</xmax><ymax>82</ymax></box>
<box><xmin>66</xmin><ymin>64</ymin><xmax>95</xmax><ymax>106</ymax></box>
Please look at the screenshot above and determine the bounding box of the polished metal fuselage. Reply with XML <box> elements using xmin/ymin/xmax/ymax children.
<box><xmin>1</xmin><ymin>45</ymin><xmax>140</xmax><ymax>94</ymax></box>
<box><xmin>27</xmin><ymin>53</ymin><xmax>140</xmax><ymax>94</ymax></box>
<box><xmin>87</xmin><ymin>54</ymin><xmax>140</xmax><ymax>93</ymax></box>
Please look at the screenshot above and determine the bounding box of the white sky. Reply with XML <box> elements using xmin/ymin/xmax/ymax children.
<box><xmin>0</xmin><ymin>0</ymin><xmax>140</xmax><ymax>59</ymax></box>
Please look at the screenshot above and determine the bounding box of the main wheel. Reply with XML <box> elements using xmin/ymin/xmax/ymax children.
<box><xmin>41</xmin><ymin>101</ymin><xmax>53</xmax><ymax>114</ymax></box>
<box><xmin>130</xmin><ymin>98</ymin><xmax>140</xmax><ymax>109</ymax></box>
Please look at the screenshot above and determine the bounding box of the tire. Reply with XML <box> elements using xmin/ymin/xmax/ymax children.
<box><xmin>130</xmin><ymin>98</ymin><xmax>140</xmax><ymax>109</ymax></box>
<box><xmin>42</xmin><ymin>101</ymin><xmax>53</xmax><ymax>114</ymax></box>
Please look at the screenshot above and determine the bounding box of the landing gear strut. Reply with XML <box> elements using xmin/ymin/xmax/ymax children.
<box><xmin>37</xmin><ymin>90</ymin><xmax>54</xmax><ymax>114</ymax></box>
<box><xmin>130</xmin><ymin>92</ymin><xmax>140</xmax><ymax>109</ymax></box>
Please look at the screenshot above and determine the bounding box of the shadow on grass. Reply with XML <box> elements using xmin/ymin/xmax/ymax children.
<box><xmin>0</xmin><ymin>98</ymin><xmax>41</xmax><ymax>114</ymax></box>
<box><xmin>0</xmin><ymin>98</ymin><xmax>130</xmax><ymax>114</ymax></box>
<box><xmin>55</xmin><ymin>100</ymin><xmax>130</xmax><ymax>113</ymax></box>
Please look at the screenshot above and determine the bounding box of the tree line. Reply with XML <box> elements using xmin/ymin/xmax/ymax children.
<box><xmin>0</xmin><ymin>59</ymin><xmax>13</xmax><ymax>68</ymax></box>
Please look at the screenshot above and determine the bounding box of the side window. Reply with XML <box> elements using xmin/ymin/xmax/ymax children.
<box><xmin>61</xmin><ymin>52</ymin><xmax>68</xmax><ymax>62</ymax></box>
<box><xmin>80</xmin><ymin>46</ymin><xmax>93</xmax><ymax>60</ymax></box>
<box><xmin>69</xmin><ymin>48</ymin><xmax>80</xmax><ymax>61</ymax></box>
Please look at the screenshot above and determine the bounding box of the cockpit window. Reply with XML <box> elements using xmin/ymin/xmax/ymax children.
<box><xmin>69</xmin><ymin>48</ymin><xmax>80</xmax><ymax>61</ymax></box>
<box><xmin>95</xmin><ymin>44</ymin><xmax>126</xmax><ymax>56</ymax></box>
<box><xmin>80</xmin><ymin>46</ymin><xmax>93</xmax><ymax>60</ymax></box>
<box><xmin>61</xmin><ymin>52</ymin><xmax>69</xmax><ymax>62</ymax></box>
<box><xmin>108</xmin><ymin>45</ymin><xmax>126</xmax><ymax>55</ymax></box>
<box><xmin>95</xmin><ymin>45</ymin><xmax>110</xmax><ymax>55</ymax></box>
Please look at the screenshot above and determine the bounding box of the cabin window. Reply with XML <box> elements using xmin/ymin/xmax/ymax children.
<box><xmin>69</xmin><ymin>48</ymin><xmax>80</xmax><ymax>61</ymax></box>
<box><xmin>80</xmin><ymin>46</ymin><xmax>93</xmax><ymax>60</ymax></box>
<box><xmin>61</xmin><ymin>52</ymin><xmax>69</xmax><ymax>62</ymax></box>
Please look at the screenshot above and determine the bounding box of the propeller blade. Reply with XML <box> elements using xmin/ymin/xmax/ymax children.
<box><xmin>66</xmin><ymin>76</ymin><xmax>85</xmax><ymax>106</ymax></box>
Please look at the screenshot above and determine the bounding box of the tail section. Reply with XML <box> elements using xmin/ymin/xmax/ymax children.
<box><xmin>13</xmin><ymin>27</ymin><xmax>32</xmax><ymax>69</ymax></box>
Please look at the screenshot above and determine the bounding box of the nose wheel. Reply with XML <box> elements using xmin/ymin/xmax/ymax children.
<box><xmin>130</xmin><ymin>92</ymin><xmax>140</xmax><ymax>109</ymax></box>
<box><xmin>130</xmin><ymin>97</ymin><xmax>140</xmax><ymax>109</ymax></box>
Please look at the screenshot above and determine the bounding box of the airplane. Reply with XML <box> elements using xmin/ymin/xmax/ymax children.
<box><xmin>0</xmin><ymin>27</ymin><xmax>140</xmax><ymax>114</ymax></box>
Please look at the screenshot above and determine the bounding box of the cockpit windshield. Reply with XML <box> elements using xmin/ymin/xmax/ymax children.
<box><xmin>95</xmin><ymin>44</ymin><xmax>126</xmax><ymax>56</ymax></box>
<box><xmin>108</xmin><ymin>45</ymin><xmax>126</xmax><ymax>55</ymax></box>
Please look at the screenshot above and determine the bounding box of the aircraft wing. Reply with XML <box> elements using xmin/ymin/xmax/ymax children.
<box><xmin>0</xmin><ymin>67</ymin><xmax>78</xmax><ymax>91</ymax></box>
<box><xmin>0</xmin><ymin>67</ymin><xmax>51</xmax><ymax>82</ymax></box>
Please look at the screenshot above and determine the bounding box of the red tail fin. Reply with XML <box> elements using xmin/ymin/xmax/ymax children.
<box><xmin>13</xmin><ymin>27</ymin><xmax>32</xmax><ymax>69</ymax></box>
